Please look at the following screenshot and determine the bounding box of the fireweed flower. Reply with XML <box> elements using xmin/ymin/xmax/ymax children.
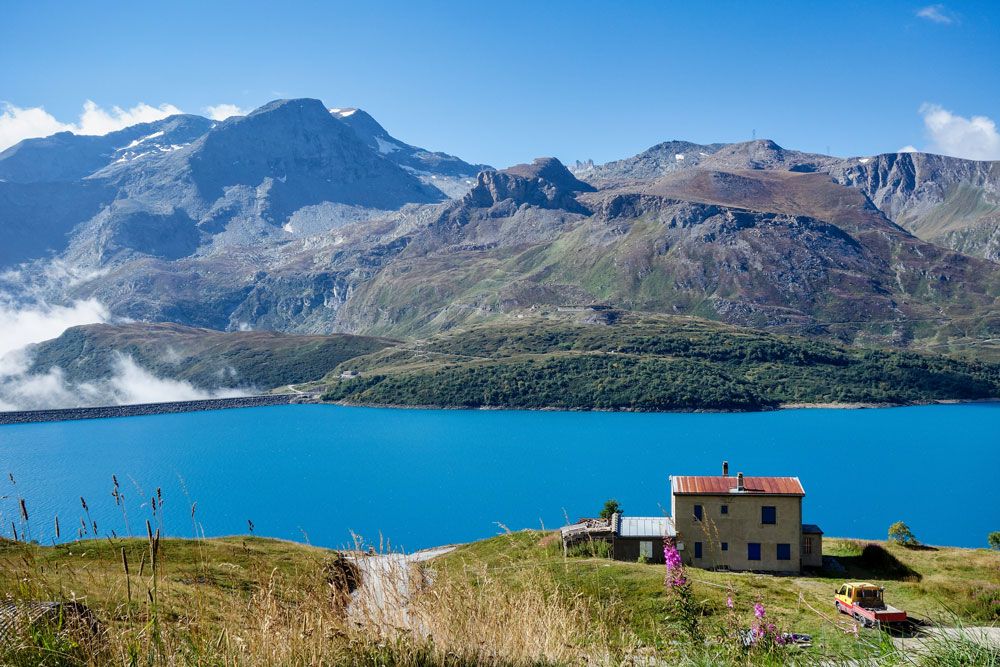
<box><xmin>754</xmin><ymin>602</ymin><xmax>766</xmax><ymax>619</ymax></box>
<box><xmin>726</xmin><ymin>595</ymin><xmax>734</xmax><ymax>609</ymax></box>
<box><xmin>663</xmin><ymin>543</ymin><xmax>686</xmax><ymax>587</ymax></box>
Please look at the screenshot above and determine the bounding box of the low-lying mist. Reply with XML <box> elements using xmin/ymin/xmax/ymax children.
<box><xmin>0</xmin><ymin>296</ymin><xmax>247</xmax><ymax>412</ymax></box>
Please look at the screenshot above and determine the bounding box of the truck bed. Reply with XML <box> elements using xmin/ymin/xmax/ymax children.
<box><xmin>842</xmin><ymin>601</ymin><xmax>907</xmax><ymax>624</ymax></box>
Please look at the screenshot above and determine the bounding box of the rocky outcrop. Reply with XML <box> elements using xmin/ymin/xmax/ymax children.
<box><xmin>464</xmin><ymin>157</ymin><xmax>594</xmax><ymax>213</ymax></box>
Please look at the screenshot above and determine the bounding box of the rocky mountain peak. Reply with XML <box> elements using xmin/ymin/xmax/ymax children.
<box><xmin>463</xmin><ymin>158</ymin><xmax>594</xmax><ymax>213</ymax></box>
<box><xmin>504</xmin><ymin>157</ymin><xmax>596</xmax><ymax>192</ymax></box>
<box><xmin>700</xmin><ymin>139</ymin><xmax>837</xmax><ymax>172</ymax></box>
<box><xmin>179</xmin><ymin>97</ymin><xmax>444</xmax><ymax>210</ymax></box>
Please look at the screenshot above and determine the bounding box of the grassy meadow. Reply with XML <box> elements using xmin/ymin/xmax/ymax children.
<box><xmin>0</xmin><ymin>527</ymin><xmax>997</xmax><ymax>666</ymax></box>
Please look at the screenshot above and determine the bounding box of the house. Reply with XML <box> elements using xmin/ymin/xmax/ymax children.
<box><xmin>560</xmin><ymin>514</ymin><xmax>676</xmax><ymax>563</ymax></box>
<box><xmin>670</xmin><ymin>462</ymin><xmax>823</xmax><ymax>573</ymax></box>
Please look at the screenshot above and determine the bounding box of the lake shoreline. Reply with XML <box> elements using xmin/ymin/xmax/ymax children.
<box><xmin>325</xmin><ymin>396</ymin><xmax>1000</xmax><ymax>413</ymax></box>
<box><xmin>3</xmin><ymin>394</ymin><xmax>997</xmax><ymax>425</ymax></box>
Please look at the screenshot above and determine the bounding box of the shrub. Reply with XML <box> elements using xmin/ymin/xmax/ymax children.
<box><xmin>599</xmin><ymin>499</ymin><xmax>621</xmax><ymax>520</ymax></box>
<box><xmin>888</xmin><ymin>521</ymin><xmax>918</xmax><ymax>546</ymax></box>
<box><xmin>988</xmin><ymin>531</ymin><xmax>1000</xmax><ymax>550</ymax></box>
<box><xmin>567</xmin><ymin>540</ymin><xmax>611</xmax><ymax>559</ymax></box>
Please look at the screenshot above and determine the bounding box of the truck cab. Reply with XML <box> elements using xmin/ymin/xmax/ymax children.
<box><xmin>836</xmin><ymin>583</ymin><xmax>886</xmax><ymax>609</ymax></box>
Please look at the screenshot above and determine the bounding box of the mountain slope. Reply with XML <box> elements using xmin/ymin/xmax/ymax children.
<box><xmin>331</xmin><ymin>107</ymin><xmax>491</xmax><ymax>197</ymax></box>
<box><xmin>826</xmin><ymin>152</ymin><xmax>1000</xmax><ymax>261</ymax></box>
<box><xmin>332</xmin><ymin>161</ymin><xmax>1000</xmax><ymax>346</ymax></box>
<box><xmin>577</xmin><ymin>139</ymin><xmax>1000</xmax><ymax>262</ymax></box>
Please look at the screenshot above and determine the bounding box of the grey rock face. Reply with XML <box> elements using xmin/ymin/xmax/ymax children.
<box><xmin>331</xmin><ymin>107</ymin><xmax>491</xmax><ymax>181</ymax></box>
<box><xmin>824</xmin><ymin>152</ymin><xmax>1000</xmax><ymax>261</ymax></box>
<box><xmin>465</xmin><ymin>158</ymin><xmax>593</xmax><ymax>214</ymax></box>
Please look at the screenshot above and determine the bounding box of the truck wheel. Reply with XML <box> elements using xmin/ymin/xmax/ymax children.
<box><xmin>835</xmin><ymin>601</ymin><xmax>843</xmax><ymax>614</ymax></box>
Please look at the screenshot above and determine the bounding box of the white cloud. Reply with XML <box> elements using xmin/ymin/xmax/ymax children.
<box><xmin>107</xmin><ymin>355</ymin><xmax>245</xmax><ymax>404</ymax></box>
<box><xmin>0</xmin><ymin>353</ymin><xmax>246</xmax><ymax>412</ymax></box>
<box><xmin>0</xmin><ymin>104</ymin><xmax>73</xmax><ymax>152</ymax></box>
<box><xmin>0</xmin><ymin>292</ymin><xmax>248</xmax><ymax>411</ymax></box>
<box><xmin>204</xmin><ymin>104</ymin><xmax>247</xmax><ymax>121</ymax></box>
<box><xmin>916</xmin><ymin>4</ymin><xmax>957</xmax><ymax>24</ymax></box>
<box><xmin>0</xmin><ymin>298</ymin><xmax>109</xmax><ymax>361</ymax></box>
<box><xmin>0</xmin><ymin>100</ymin><xmax>183</xmax><ymax>151</ymax></box>
<box><xmin>76</xmin><ymin>100</ymin><xmax>182</xmax><ymax>136</ymax></box>
<box><xmin>916</xmin><ymin>103</ymin><xmax>1000</xmax><ymax>160</ymax></box>
<box><xmin>897</xmin><ymin>145</ymin><xmax>919</xmax><ymax>153</ymax></box>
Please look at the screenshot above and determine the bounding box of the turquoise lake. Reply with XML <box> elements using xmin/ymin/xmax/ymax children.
<box><xmin>0</xmin><ymin>403</ymin><xmax>997</xmax><ymax>550</ymax></box>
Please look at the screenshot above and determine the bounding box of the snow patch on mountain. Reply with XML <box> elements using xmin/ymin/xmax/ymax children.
<box><xmin>375</xmin><ymin>136</ymin><xmax>403</xmax><ymax>154</ymax></box>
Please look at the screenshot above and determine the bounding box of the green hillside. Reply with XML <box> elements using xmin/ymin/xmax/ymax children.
<box><xmin>318</xmin><ymin>312</ymin><xmax>1000</xmax><ymax>411</ymax></box>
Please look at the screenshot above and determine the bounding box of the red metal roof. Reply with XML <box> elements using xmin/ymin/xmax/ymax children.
<box><xmin>671</xmin><ymin>476</ymin><xmax>805</xmax><ymax>496</ymax></box>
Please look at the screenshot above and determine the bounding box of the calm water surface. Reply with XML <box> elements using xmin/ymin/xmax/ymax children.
<box><xmin>0</xmin><ymin>403</ymin><xmax>996</xmax><ymax>550</ymax></box>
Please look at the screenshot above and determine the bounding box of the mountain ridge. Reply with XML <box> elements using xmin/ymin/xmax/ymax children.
<box><xmin>1</xmin><ymin>99</ymin><xmax>999</xmax><ymax>361</ymax></box>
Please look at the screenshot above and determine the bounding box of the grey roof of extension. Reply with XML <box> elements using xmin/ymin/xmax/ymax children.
<box><xmin>617</xmin><ymin>516</ymin><xmax>676</xmax><ymax>538</ymax></box>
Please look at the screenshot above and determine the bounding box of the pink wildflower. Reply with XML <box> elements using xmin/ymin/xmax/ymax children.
<box><xmin>753</xmin><ymin>602</ymin><xmax>766</xmax><ymax>619</ymax></box>
<box><xmin>664</xmin><ymin>543</ymin><xmax>683</xmax><ymax>570</ymax></box>
<box><xmin>726</xmin><ymin>595</ymin><xmax>734</xmax><ymax>609</ymax></box>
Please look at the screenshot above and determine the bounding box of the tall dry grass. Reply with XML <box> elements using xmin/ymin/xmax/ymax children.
<box><xmin>0</xmin><ymin>528</ymin><xmax>633</xmax><ymax>666</ymax></box>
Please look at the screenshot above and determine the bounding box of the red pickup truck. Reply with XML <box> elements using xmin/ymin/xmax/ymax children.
<box><xmin>834</xmin><ymin>582</ymin><xmax>907</xmax><ymax>627</ymax></box>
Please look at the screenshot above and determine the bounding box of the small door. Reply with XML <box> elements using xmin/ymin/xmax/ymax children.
<box><xmin>639</xmin><ymin>540</ymin><xmax>653</xmax><ymax>559</ymax></box>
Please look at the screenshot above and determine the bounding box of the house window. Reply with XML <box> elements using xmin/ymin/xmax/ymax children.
<box><xmin>693</xmin><ymin>504</ymin><xmax>703</xmax><ymax>521</ymax></box>
<box><xmin>694</xmin><ymin>541</ymin><xmax>703</xmax><ymax>559</ymax></box>
<box><xmin>721</xmin><ymin>542</ymin><xmax>728</xmax><ymax>552</ymax></box>
<box><xmin>720</xmin><ymin>504</ymin><xmax>728</xmax><ymax>515</ymax></box>
<box><xmin>802</xmin><ymin>537</ymin><xmax>813</xmax><ymax>556</ymax></box>
<box><xmin>777</xmin><ymin>543</ymin><xmax>791</xmax><ymax>561</ymax></box>
<box><xmin>748</xmin><ymin>543</ymin><xmax>761</xmax><ymax>561</ymax></box>
<box><xmin>639</xmin><ymin>541</ymin><xmax>653</xmax><ymax>559</ymax></box>
<box><xmin>761</xmin><ymin>506</ymin><xmax>776</xmax><ymax>525</ymax></box>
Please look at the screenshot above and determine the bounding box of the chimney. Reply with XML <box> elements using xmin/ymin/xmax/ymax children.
<box><xmin>737</xmin><ymin>472</ymin><xmax>745</xmax><ymax>491</ymax></box>
<box><xmin>722</xmin><ymin>461</ymin><xmax>729</xmax><ymax>476</ymax></box>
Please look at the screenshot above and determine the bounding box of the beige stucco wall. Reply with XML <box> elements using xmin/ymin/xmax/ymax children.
<box><xmin>672</xmin><ymin>492</ymin><xmax>802</xmax><ymax>572</ymax></box>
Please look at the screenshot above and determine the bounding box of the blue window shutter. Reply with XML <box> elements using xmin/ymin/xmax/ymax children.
<box><xmin>721</xmin><ymin>542</ymin><xmax>728</xmax><ymax>551</ymax></box>
<box><xmin>748</xmin><ymin>543</ymin><xmax>761</xmax><ymax>560</ymax></box>
<box><xmin>721</xmin><ymin>504</ymin><xmax>728</xmax><ymax>515</ymax></box>
<box><xmin>694</xmin><ymin>504</ymin><xmax>703</xmax><ymax>521</ymax></box>
<box><xmin>695</xmin><ymin>542</ymin><xmax>702</xmax><ymax>558</ymax></box>
<box><xmin>777</xmin><ymin>543</ymin><xmax>791</xmax><ymax>560</ymax></box>
<box><xmin>762</xmin><ymin>506</ymin><xmax>776</xmax><ymax>524</ymax></box>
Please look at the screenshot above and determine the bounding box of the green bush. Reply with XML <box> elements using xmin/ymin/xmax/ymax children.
<box><xmin>599</xmin><ymin>499</ymin><xmax>621</xmax><ymax>520</ymax></box>
<box><xmin>888</xmin><ymin>522</ymin><xmax>919</xmax><ymax>546</ymax></box>
<box><xmin>566</xmin><ymin>541</ymin><xmax>611</xmax><ymax>559</ymax></box>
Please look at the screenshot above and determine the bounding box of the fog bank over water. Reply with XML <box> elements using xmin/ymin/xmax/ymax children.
<box><xmin>0</xmin><ymin>295</ymin><xmax>245</xmax><ymax>411</ymax></box>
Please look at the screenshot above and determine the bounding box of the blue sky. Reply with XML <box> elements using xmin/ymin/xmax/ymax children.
<box><xmin>2</xmin><ymin>0</ymin><xmax>999</xmax><ymax>166</ymax></box>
